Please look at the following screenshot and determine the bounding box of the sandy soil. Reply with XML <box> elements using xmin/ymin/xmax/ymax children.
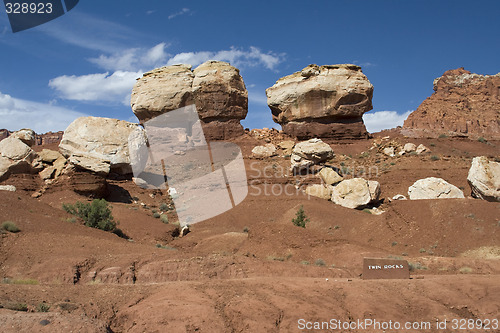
<box><xmin>0</xmin><ymin>131</ymin><xmax>499</xmax><ymax>332</ymax></box>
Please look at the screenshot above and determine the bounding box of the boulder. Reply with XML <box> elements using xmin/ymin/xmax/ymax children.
<box><xmin>305</xmin><ymin>184</ymin><xmax>332</xmax><ymax>200</ymax></box>
<box><xmin>277</xmin><ymin>140</ymin><xmax>295</xmax><ymax>155</ymax></box>
<box><xmin>0</xmin><ymin>136</ymin><xmax>37</xmax><ymax>181</ymax></box>
<box><xmin>403</xmin><ymin>143</ymin><xmax>417</xmax><ymax>153</ymax></box>
<box><xmin>403</xmin><ymin>68</ymin><xmax>500</xmax><ymax>140</ymax></box>
<box><xmin>59</xmin><ymin>117</ymin><xmax>146</xmax><ymax>175</ymax></box>
<box><xmin>251</xmin><ymin>144</ymin><xmax>277</xmax><ymax>158</ymax></box>
<box><xmin>408</xmin><ymin>177</ymin><xmax>465</xmax><ymax>200</ymax></box>
<box><xmin>383</xmin><ymin>147</ymin><xmax>395</xmax><ymax>157</ymax></box>
<box><xmin>290</xmin><ymin>138</ymin><xmax>334</xmax><ymax>172</ymax></box>
<box><xmin>0</xmin><ymin>185</ymin><xmax>16</xmax><ymax>192</ymax></box>
<box><xmin>467</xmin><ymin>156</ymin><xmax>500</xmax><ymax>202</ymax></box>
<box><xmin>318</xmin><ymin>167</ymin><xmax>343</xmax><ymax>185</ymax></box>
<box><xmin>416</xmin><ymin>144</ymin><xmax>430</xmax><ymax>155</ymax></box>
<box><xmin>367</xmin><ymin>180</ymin><xmax>381</xmax><ymax>202</ymax></box>
<box><xmin>38</xmin><ymin>149</ymin><xmax>63</xmax><ymax>163</ymax></box>
<box><xmin>11</xmin><ymin>129</ymin><xmax>36</xmax><ymax>147</ymax></box>
<box><xmin>331</xmin><ymin>178</ymin><xmax>374</xmax><ymax>209</ymax></box>
<box><xmin>131</xmin><ymin>61</ymin><xmax>248</xmax><ymax>140</ymax></box>
<box><xmin>266</xmin><ymin>64</ymin><xmax>373</xmax><ymax>139</ymax></box>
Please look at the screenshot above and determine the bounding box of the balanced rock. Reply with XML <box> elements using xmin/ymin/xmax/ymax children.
<box><xmin>331</xmin><ymin>178</ymin><xmax>379</xmax><ymax>209</ymax></box>
<box><xmin>0</xmin><ymin>136</ymin><xmax>37</xmax><ymax>181</ymax></box>
<box><xmin>266</xmin><ymin>64</ymin><xmax>373</xmax><ymax>139</ymax></box>
<box><xmin>408</xmin><ymin>177</ymin><xmax>464</xmax><ymax>200</ymax></box>
<box><xmin>467</xmin><ymin>156</ymin><xmax>500</xmax><ymax>202</ymax></box>
<box><xmin>403</xmin><ymin>68</ymin><xmax>500</xmax><ymax>139</ymax></box>
<box><xmin>131</xmin><ymin>61</ymin><xmax>248</xmax><ymax>140</ymax></box>
<box><xmin>59</xmin><ymin>117</ymin><xmax>146</xmax><ymax>175</ymax></box>
<box><xmin>251</xmin><ymin>144</ymin><xmax>277</xmax><ymax>158</ymax></box>
<box><xmin>290</xmin><ymin>138</ymin><xmax>333</xmax><ymax>172</ymax></box>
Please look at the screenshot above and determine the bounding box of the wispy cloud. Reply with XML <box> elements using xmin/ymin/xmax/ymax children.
<box><xmin>362</xmin><ymin>110</ymin><xmax>412</xmax><ymax>133</ymax></box>
<box><xmin>0</xmin><ymin>91</ymin><xmax>89</xmax><ymax>133</ymax></box>
<box><xmin>49</xmin><ymin>71</ymin><xmax>142</xmax><ymax>105</ymax></box>
<box><xmin>89</xmin><ymin>43</ymin><xmax>170</xmax><ymax>72</ymax></box>
<box><xmin>167</xmin><ymin>46</ymin><xmax>285</xmax><ymax>70</ymax></box>
<box><xmin>168</xmin><ymin>8</ymin><xmax>190</xmax><ymax>20</ymax></box>
<box><xmin>352</xmin><ymin>60</ymin><xmax>376</xmax><ymax>68</ymax></box>
<box><xmin>146</xmin><ymin>10</ymin><xmax>156</xmax><ymax>15</ymax></box>
<box><xmin>37</xmin><ymin>12</ymin><xmax>144</xmax><ymax>53</ymax></box>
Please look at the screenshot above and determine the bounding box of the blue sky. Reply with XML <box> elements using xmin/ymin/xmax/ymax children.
<box><xmin>0</xmin><ymin>0</ymin><xmax>499</xmax><ymax>133</ymax></box>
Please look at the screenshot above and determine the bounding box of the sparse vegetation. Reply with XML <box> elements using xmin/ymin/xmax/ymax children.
<box><xmin>430</xmin><ymin>142</ymin><xmax>436</xmax><ymax>147</ymax></box>
<box><xmin>419</xmin><ymin>248</ymin><xmax>426</xmax><ymax>253</ymax></box>
<box><xmin>430</xmin><ymin>155</ymin><xmax>440</xmax><ymax>161</ymax></box>
<box><xmin>314</xmin><ymin>258</ymin><xmax>326</xmax><ymax>267</ymax></box>
<box><xmin>300</xmin><ymin>260</ymin><xmax>310</xmax><ymax>265</ymax></box>
<box><xmin>391</xmin><ymin>241</ymin><xmax>398</xmax><ymax>247</ymax></box>
<box><xmin>160</xmin><ymin>214</ymin><xmax>169</xmax><ymax>224</ymax></box>
<box><xmin>362</xmin><ymin>208</ymin><xmax>372</xmax><ymax>214</ymax></box>
<box><xmin>439</xmin><ymin>134</ymin><xmax>448</xmax><ymax>138</ymax></box>
<box><xmin>3</xmin><ymin>278</ymin><xmax>38</xmax><ymax>285</ymax></box>
<box><xmin>292</xmin><ymin>205</ymin><xmax>309</xmax><ymax>228</ymax></box>
<box><xmin>408</xmin><ymin>262</ymin><xmax>428</xmax><ymax>271</ymax></box>
<box><xmin>267</xmin><ymin>255</ymin><xmax>285</xmax><ymax>262</ymax></box>
<box><xmin>153</xmin><ymin>212</ymin><xmax>161</xmax><ymax>219</ymax></box>
<box><xmin>243</xmin><ymin>227</ymin><xmax>249</xmax><ymax>233</ymax></box>
<box><xmin>459</xmin><ymin>266</ymin><xmax>473</xmax><ymax>274</ymax></box>
<box><xmin>63</xmin><ymin>199</ymin><xmax>117</xmax><ymax>232</ymax></box>
<box><xmin>477</xmin><ymin>137</ymin><xmax>487</xmax><ymax>143</ymax></box>
<box><xmin>37</xmin><ymin>302</ymin><xmax>50</xmax><ymax>312</ymax></box>
<box><xmin>4</xmin><ymin>302</ymin><xmax>28</xmax><ymax>312</ymax></box>
<box><xmin>1</xmin><ymin>221</ymin><xmax>20</xmax><ymax>233</ymax></box>
<box><xmin>159</xmin><ymin>203</ymin><xmax>169</xmax><ymax>211</ymax></box>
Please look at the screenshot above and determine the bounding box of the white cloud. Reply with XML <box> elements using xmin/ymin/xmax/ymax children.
<box><xmin>0</xmin><ymin>91</ymin><xmax>89</xmax><ymax>133</ymax></box>
<box><xmin>89</xmin><ymin>43</ymin><xmax>170</xmax><ymax>72</ymax></box>
<box><xmin>49</xmin><ymin>71</ymin><xmax>142</xmax><ymax>105</ymax></box>
<box><xmin>167</xmin><ymin>46</ymin><xmax>284</xmax><ymax>70</ymax></box>
<box><xmin>248</xmin><ymin>89</ymin><xmax>268</xmax><ymax>105</ymax></box>
<box><xmin>168</xmin><ymin>8</ymin><xmax>190</xmax><ymax>20</ymax></box>
<box><xmin>363</xmin><ymin>110</ymin><xmax>412</xmax><ymax>133</ymax></box>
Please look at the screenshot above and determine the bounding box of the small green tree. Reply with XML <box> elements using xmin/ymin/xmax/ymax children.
<box><xmin>63</xmin><ymin>199</ymin><xmax>116</xmax><ymax>232</ymax></box>
<box><xmin>292</xmin><ymin>205</ymin><xmax>309</xmax><ymax>228</ymax></box>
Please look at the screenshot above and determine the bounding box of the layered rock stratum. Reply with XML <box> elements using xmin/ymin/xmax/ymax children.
<box><xmin>131</xmin><ymin>61</ymin><xmax>248</xmax><ymax>140</ymax></box>
<box><xmin>403</xmin><ymin>68</ymin><xmax>500</xmax><ymax>139</ymax></box>
<box><xmin>266</xmin><ymin>64</ymin><xmax>373</xmax><ymax>139</ymax></box>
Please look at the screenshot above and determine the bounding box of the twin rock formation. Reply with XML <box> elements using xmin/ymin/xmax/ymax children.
<box><xmin>130</xmin><ymin>61</ymin><xmax>373</xmax><ymax>140</ymax></box>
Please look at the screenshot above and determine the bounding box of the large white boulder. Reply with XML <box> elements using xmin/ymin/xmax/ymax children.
<box><xmin>290</xmin><ymin>138</ymin><xmax>334</xmax><ymax>173</ymax></box>
<box><xmin>408</xmin><ymin>177</ymin><xmax>464</xmax><ymax>200</ymax></box>
<box><xmin>467</xmin><ymin>156</ymin><xmax>500</xmax><ymax>202</ymax></box>
<box><xmin>59</xmin><ymin>117</ymin><xmax>147</xmax><ymax>175</ymax></box>
<box><xmin>0</xmin><ymin>136</ymin><xmax>37</xmax><ymax>180</ymax></box>
<box><xmin>331</xmin><ymin>178</ymin><xmax>379</xmax><ymax>209</ymax></box>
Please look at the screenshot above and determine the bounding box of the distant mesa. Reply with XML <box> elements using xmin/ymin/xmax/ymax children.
<box><xmin>266</xmin><ymin>64</ymin><xmax>373</xmax><ymax>140</ymax></box>
<box><xmin>131</xmin><ymin>61</ymin><xmax>248</xmax><ymax>140</ymax></box>
<box><xmin>403</xmin><ymin>67</ymin><xmax>500</xmax><ymax>139</ymax></box>
<box><xmin>0</xmin><ymin>129</ymin><xmax>63</xmax><ymax>146</ymax></box>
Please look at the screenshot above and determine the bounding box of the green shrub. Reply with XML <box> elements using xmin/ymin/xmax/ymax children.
<box><xmin>37</xmin><ymin>302</ymin><xmax>50</xmax><ymax>312</ymax></box>
<box><xmin>160</xmin><ymin>214</ymin><xmax>169</xmax><ymax>224</ymax></box>
<box><xmin>243</xmin><ymin>227</ymin><xmax>249</xmax><ymax>233</ymax></box>
<box><xmin>63</xmin><ymin>199</ymin><xmax>116</xmax><ymax>232</ymax></box>
<box><xmin>430</xmin><ymin>155</ymin><xmax>440</xmax><ymax>161</ymax></box>
<box><xmin>153</xmin><ymin>212</ymin><xmax>161</xmax><ymax>219</ymax></box>
<box><xmin>478</xmin><ymin>137</ymin><xmax>487</xmax><ymax>143</ymax></box>
<box><xmin>438</xmin><ymin>134</ymin><xmax>448</xmax><ymax>138</ymax></box>
<box><xmin>5</xmin><ymin>302</ymin><xmax>28</xmax><ymax>311</ymax></box>
<box><xmin>159</xmin><ymin>203</ymin><xmax>169</xmax><ymax>211</ymax></box>
<box><xmin>292</xmin><ymin>205</ymin><xmax>309</xmax><ymax>228</ymax></box>
<box><xmin>1</xmin><ymin>221</ymin><xmax>20</xmax><ymax>233</ymax></box>
<box><xmin>315</xmin><ymin>258</ymin><xmax>326</xmax><ymax>266</ymax></box>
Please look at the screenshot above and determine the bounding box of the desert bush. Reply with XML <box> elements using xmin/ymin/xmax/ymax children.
<box><xmin>159</xmin><ymin>203</ymin><xmax>169</xmax><ymax>211</ymax></box>
<box><xmin>408</xmin><ymin>261</ymin><xmax>428</xmax><ymax>271</ymax></box>
<box><xmin>430</xmin><ymin>155</ymin><xmax>440</xmax><ymax>161</ymax></box>
<box><xmin>438</xmin><ymin>134</ymin><xmax>448</xmax><ymax>138</ymax></box>
<box><xmin>5</xmin><ymin>302</ymin><xmax>28</xmax><ymax>312</ymax></box>
<box><xmin>63</xmin><ymin>199</ymin><xmax>116</xmax><ymax>232</ymax></box>
<box><xmin>292</xmin><ymin>205</ymin><xmax>309</xmax><ymax>228</ymax></box>
<box><xmin>478</xmin><ymin>137</ymin><xmax>487</xmax><ymax>143</ymax></box>
<box><xmin>243</xmin><ymin>227</ymin><xmax>249</xmax><ymax>233</ymax></box>
<box><xmin>1</xmin><ymin>221</ymin><xmax>20</xmax><ymax>233</ymax></box>
<box><xmin>37</xmin><ymin>302</ymin><xmax>50</xmax><ymax>312</ymax></box>
<box><xmin>153</xmin><ymin>212</ymin><xmax>161</xmax><ymax>219</ymax></box>
<box><xmin>315</xmin><ymin>258</ymin><xmax>326</xmax><ymax>266</ymax></box>
<box><xmin>300</xmin><ymin>260</ymin><xmax>310</xmax><ymax>265</ymax></box>
<box><xmin>459</xmin><ymin>266</ymin><xmax>473</xmax><ymax>274</ymax></box>
<box><xmin>160</xmin><ymin>214</ymin><xmax>169</xmax><ymax>224</ymax></box>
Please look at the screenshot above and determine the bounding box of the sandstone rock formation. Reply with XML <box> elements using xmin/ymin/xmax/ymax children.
<box><xmin>131</xmin><ymin>61</ymin><xmax>248</xmax><ymax>140</ymax></box>
<box><xmin>11</xmin><ymin>129</ymin><xmax>36</xmax><ymax>147</ymax></box>
<box><xmin>266</xmin><ymin>64</ymin><xmax>373</xmax><ymax>139</ymax></box>
<box><xmin>59</xmin><ymin>117</ymin><xmax>146</xmax><ymax>175</ymax></box>
<box><xmin>35</xmin><ymin>131</ymin><xmax>64</xmax><ymax>146</ymax></box>
<box><xmin>290</xmin><ymin>138</ymin><xmax>334</xmax><ymax>173</ymax></box>
<box><xmin>318</xmin><ymin>167</ymin><xmax>343</xmax><ymax>185</ymax></box>
<box><xmin>467</xmin><ymin>156</ymin><xmax>500</xmax><ymax>202</ymax></box>
<box><xmin>331</xmin><ymin>178</ymin><xmax>379</xmax><ymax>209</ymax></box>
<box><xmin>0</xmin><ymin>136</ymin><xmax>37</xmax><ymax>181</ymax></box>
<box><xmin>305</xmin><ymin>184</ymin><xmax>332</xmax><ymax>200</ymax></box>
<box><xmin>408</xmin><ymin>177</ymin><xmax>464</xmax><ymax>200</ymax></box>
<box><xmin>403</xmin><ymin>68</ymin><xmax>500</xmax><ymax>139</ymax></box>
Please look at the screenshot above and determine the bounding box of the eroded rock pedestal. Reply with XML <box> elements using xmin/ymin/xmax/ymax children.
<box><xmin>266</xmin><ymin>64</ymin><xmax>373</xmax><ymax>139</ymax></box>
<box><xmin>404</xmin><ymin>68</ymin><xmax>500</xmax><ymax>139</ymax></box>
<box><xmin>131</xmin><ymin>61</ymin><xmax>248</xmax><ymax>140</ymax></box>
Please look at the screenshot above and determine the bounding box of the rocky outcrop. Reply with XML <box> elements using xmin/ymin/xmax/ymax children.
<box><xmin>403</xmin><ymin>68</ymin><xmax>500</xmax><ymax>139</ymax></box>
<box><xmin>467</xmin><ymin>156</ymin><xmax>500</xmax><ymax>202</ymax></box>
<box><xmin>0</xmin><ymin>136</ymin><xmax>37</xmax><ymax>181</ymax></box>
<box><xmin>331</xmin><ymin>178</ymin><xmax>380</xmax><ymax>209</ymax></box>
<box><xmin>266</xmin><ymin>64</ymin><xmax>373</xmax><ymax>139</ymax></box>
<box><xmin>305</xmin><ymin>184</ymin><xmax>332</xmax><ymax>200</ymax></box>
<box><xmin>318</xmin><ymin>167</ymin><xmax>343</xmax><ymax>185</ymax></box>
<box><xmin>11</xmin><ymin>129</ymin><xmax>36</xmax><ymax>147</ymax></box>
<box><xmin>290</xmin><ymin>138</ymin><xmax>334</xmax><ymax>173</ymax></box>
<box><xmin>0</xmin><ymin>129</ymin><xmax>9</xmax><ymax>141</ymax></box>
<box><xmin>408</xmin><ymin>177</ymin><xmax>464</xmax><ymax>200</ymax></box>
<box><xmin>131</xmin><ymin>61</ymin><xmax>248</xmax><ymax>140</ymax></box>
<box><xmin>59</xmin><ymin>117</ymin><xmax>146</xmax><ymax>175</ymax></box>
<box><xmin>35</xmin><ymin>131</ymin><xmax>64</xmax><ymax>146</ymax></box>
<box><xmin>251</xmin><ymin>144</ymin><xmax>277</xmax><ymax>158</ymax></box>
